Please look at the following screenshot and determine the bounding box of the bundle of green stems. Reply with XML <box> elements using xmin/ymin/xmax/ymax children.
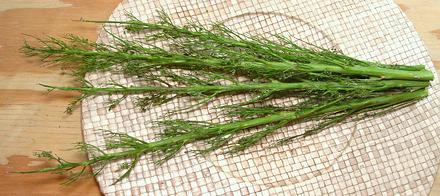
<box><xmin>19</xmin><ymin>12</ymin><xmax>433</xmax><ymax>183</ymax></box>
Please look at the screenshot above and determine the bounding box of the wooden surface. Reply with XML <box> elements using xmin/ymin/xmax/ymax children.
<box><xmin>0</xmin><ymin>0</ymin><xmax>439</xmax><ymax>195</ymax></box>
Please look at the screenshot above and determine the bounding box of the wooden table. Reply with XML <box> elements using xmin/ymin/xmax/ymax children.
<box><xmin>0</xmin><ymin>0</ymin><xmax>439</xmax><ymax>195</ymax></box>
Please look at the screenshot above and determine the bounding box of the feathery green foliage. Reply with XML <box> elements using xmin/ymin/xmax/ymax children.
<box><xmin>19</xmin><ymin>11</ymin><xmax>433</xmax><ymax>184</ymax></box>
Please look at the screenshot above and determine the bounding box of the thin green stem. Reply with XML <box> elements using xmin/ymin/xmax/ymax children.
<box><xmin>20</xmin><ymin>89</ymin><xmax>428</xmax><ymax>180</ymax></box>
<box><xmin>41</xmin><ymin>80</ymin><xmax>429</xmax><ymax>95</ymax></box>
<box><xmin>24</xmin><ymin>35</ymin><xmax>434</xmax><ymax>81</ymax></box>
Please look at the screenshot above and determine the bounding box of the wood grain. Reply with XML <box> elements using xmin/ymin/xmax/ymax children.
<box><xmin>0</xmin><ymin>0</ymin><xmax>71</xmax><ymax>12</ymax></box>
<box><xmin>0</xmin><ymin>0</ymin><xmax>439</xmax><ymax>195</ymax></box>
<box><xmin>0</xmin><ymin>0</ymin><xmax>121</xmax><ymax>195</ymax></box>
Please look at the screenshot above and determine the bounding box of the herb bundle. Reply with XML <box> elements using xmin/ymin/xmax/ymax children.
<box><xmin>20</xmin><ymin>11</ymin><xmax>433</xmax><ymax>184</ymax></box>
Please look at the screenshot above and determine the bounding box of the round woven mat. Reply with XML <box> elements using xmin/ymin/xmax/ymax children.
<box><xmin>81</xmin><ymin>0</ymin><xmax>440</xmax><ymax>195</ymax></box>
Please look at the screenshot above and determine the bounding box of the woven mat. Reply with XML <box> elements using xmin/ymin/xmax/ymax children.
<box><xmin>81</xmin><ymin>0</ymin><xmax>440</xmax><ymax>195</ymax></box>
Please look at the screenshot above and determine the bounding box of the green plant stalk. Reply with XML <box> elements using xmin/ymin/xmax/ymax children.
<box><xmin>40</xmin><ymin>80</ymin><xmax>430</xmax><ymax>95</ymax></box>
<box><xmin>20</xmin><ymin>89</ymin><xmax>428</xmax><ymax>181</ymax></box>
<box><xmin>27</xmin><ymin>45</ymin><xmax>433</xmax><ymax>81</ymax></box>
<box><xmin>82</xmin><ymin>18</ymin><xmax>430</xmax><ymax>73</ymax></box>
<box><xmin>79</xmin><ymin>16</ymin><xmax>434</xmax><ymax>81</ymax></box>
<box><xmin>158</xmin><ymin>89</ymin><xmax>427</xmax><ymax>142</ymax></box>
<box><xmin>265</xmin><ymin>61</ymin><xmax>434</xmax><ymax>81</ymax></box>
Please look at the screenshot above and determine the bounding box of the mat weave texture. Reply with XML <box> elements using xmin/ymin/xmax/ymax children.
<box><xmin>81</xmin><ymin>0</ymin><xmax>440</xmax><ymax>195</ymax></box>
